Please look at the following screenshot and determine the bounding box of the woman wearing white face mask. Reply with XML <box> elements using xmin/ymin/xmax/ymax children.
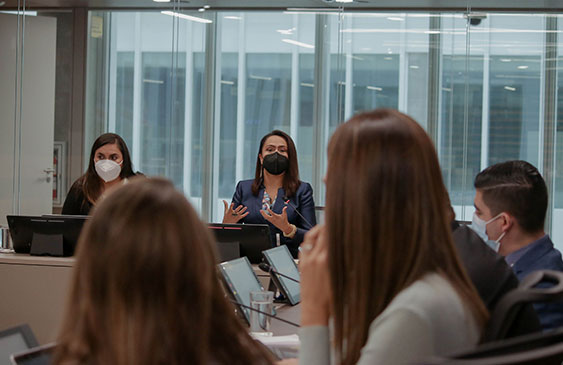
<box><xmin>62</xmin><ymin>133</ymin><xmax>140</xmax><ymax>215</ymax></box>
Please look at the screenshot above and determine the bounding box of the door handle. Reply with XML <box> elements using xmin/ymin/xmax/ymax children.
<box><xmin>43</xmin><ymin>168</ymin><xmax>55</xmax><ymax>183</ymax></box>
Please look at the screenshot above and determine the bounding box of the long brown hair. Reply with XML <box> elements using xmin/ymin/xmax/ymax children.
<box><xmin>53</xmin><ymin>178</ymin><xmax>273</xmax><ymax>365</ymax></box>
<box><xmin>251</xmin><ymin>130</ymin><xmax>301</xmax><ymax>198</ymax></box>
<box><xmin>79</xmin><ymin>133</ymin><xmax>136</xmax><ymax>205</ymax></box>
<box><xmin>326</xmin><ymin>109</ymin><xmax>488</xmax><ymax>365</ymax></box>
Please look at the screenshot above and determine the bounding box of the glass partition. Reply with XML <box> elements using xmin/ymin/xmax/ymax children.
<box><xmin>84</xmin><ymin>10</ymin><xmax>207</xmax><ymax>209</ymax></box>
<box><xmin>77</xmin><ymin>7</ymin><xmax>562</xmax><ymax>248</ymax></box>
<box><xmin>217</xmin><ymin>12</ymin><xmax>317</xmax><ymax>210</ymax></box>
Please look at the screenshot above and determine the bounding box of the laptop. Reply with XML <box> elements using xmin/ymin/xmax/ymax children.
<box><xmin>262</xmin><ymin>245</ymin><xmax>301</xmax><ymax>305</ymax></box>
<box><xmin>218</xmin><ymin>257</ymin><xmax>264</xmax><ymax>324</ymax></box>
<box><xmin>0</xmin><ymin>324</ymin><xmax>39</xmax><ymax>365</ymax></box>
<box><xmin>10</xmin><ymin>343</ymin><xmax>54</xmax><ymax>365</ymax></box>
<box><xmin>209</xmin><ymin>223</ymin><xmax>272</xmax><ymax>264</ymax></box>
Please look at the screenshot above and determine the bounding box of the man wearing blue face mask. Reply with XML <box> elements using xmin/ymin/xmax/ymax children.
<box><xmin>472</xmin><ymin>160</ymin><xmax>563</xmax><ymax>331</ymax></box>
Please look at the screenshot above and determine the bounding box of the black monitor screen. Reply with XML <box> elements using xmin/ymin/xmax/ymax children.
<box><xmin>263</xmin><ymin>245</ymin><xmax>301</xmax><ymax>305</ymax></box>
<box><xmin>208</xmin><ymin>223</ymin><xmax>272</xmax><ymax>264</ymax></box>
<box><xmin>7</xmin><ymin>215</ymin><xmax>89</xmax><ymax>256</ymax></box>
<box><xmin>218</xmin><ymin>257</ymin><xmax>263</xmax><ymax>323</ymax></box>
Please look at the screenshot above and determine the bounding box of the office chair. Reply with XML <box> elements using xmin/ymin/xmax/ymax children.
<box><xmin>420</xmin><ymin>327</ymin><xmax>563</xmax><ymax>365</ymax></box>
<box><xmin>421</xmin><ymin>270</ymin><xmax>563</xmax><ymax>365</ymax></box>
<box><xmin>482</xmin><ymin>270</ymin><xmax>563</xmax><ymax>342</ymax></box>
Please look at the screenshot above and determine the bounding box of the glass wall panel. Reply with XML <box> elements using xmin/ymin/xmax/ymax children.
<box><xmin>81</xmin><ymin>8</ymin><xmax>561</xmax><ymax>246</ymax></box>
<box><xmin>440</xmin><ymin>55</ymin><xmax>484</xmax><ymax>209</ymax></box>
<box><xmin>554</xmin><ymin>16</ymin><xmax>563</xmax><ymax>246</ymax></box>
<box><xmin>216</xmin><ymin>12</ymin><xmax>316</xmax><ymax>221</ymax></box>
<box><xmin>84</xmin><ymin>10</ymin><xmax>207</xmax><ymax>209</ymax></box>
<box><xmin>440</xmin><ymin>14</ymin><xmax>476</xmax><ymax>217</ymax></box>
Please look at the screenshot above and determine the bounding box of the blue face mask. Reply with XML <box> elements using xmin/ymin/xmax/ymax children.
<box><xmin>471</xmin><ymin>212</ymin><xmax>506</xmax><ymax>252</ymax></box>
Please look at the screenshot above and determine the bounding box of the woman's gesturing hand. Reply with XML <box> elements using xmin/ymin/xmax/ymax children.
<box><xmin>222</xmin><ymin>200</ymin><xmax>249</xmax><ymax>224</ymax></box>
<box><xmin>299</xmin><ymin>225</ymin><xmax>331</xmax><ymax>326</ymax></box>
<box><xmin>260</xmin><ymin>206</ymin><xmax>293</xmax><ymax>235</ymax></box>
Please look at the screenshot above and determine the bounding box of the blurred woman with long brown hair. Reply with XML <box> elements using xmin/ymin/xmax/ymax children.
<box><xmin>53</xmin><ymin>178</ymin><xmax>274</xmax><ymax>365</ymax></box>
<box><xmin>298</xmin><ymin>109</ymin><xmax>489</xmax><ymax>364</ymax></box>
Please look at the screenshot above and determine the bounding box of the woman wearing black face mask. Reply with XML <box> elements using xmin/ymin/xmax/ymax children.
<box><xmin>222</xmin><ymin>130</ymin><xmax>316</xmax><ymax>258</ymax></box>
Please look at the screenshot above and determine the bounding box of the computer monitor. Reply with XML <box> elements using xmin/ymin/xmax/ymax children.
<box><xmin>7</xmin><ymin>215</ymin><xmax>89</xmax><ymax>256</ymax></box>
<box><xmin>0</xmin><ymin>324</ymin><xmax>39</xmax><ymax>364</ymax></box>
<box><xmin>262</xmin><ymin>245</ymin><xmax>301</xmax><ymax>305</ymax></box>
<box><xmin>218</xmin><ymin>257</ymin><xmax>264</xmax><ymax>324</ymax></box>
<box><xmin>10</xmin><ymin>343</ymin><xmax>54</xmax><ymax>365</ymax></box>
<box><xmin>208</xmin><ymin>223</ymin><xmax>272</xmax><ymax>264</ymax></box>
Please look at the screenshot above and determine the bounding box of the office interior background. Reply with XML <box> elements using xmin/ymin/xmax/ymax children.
<box><xmin>1</xmin><ymin>0</ymin><xmax>562</xmax><ymax>247</ymax></box>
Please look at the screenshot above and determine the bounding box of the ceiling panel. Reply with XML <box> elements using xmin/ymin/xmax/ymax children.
<box><xmin>2</xmin><ymin>0</ymin><xmax>563</xmax><ymax>11</ymax></box>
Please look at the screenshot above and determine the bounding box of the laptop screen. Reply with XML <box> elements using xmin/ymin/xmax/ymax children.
<box><xmin>0</xmin><ymin>325</ymin><xmax>39</xmax><ymax>365</ymax></box>
<box><xmin>219</xmin><ymin>257</ymin><xmax>263</xmax><ymax>322</ymax></box>
<box><xmin>263</xmin><ymin>245</ymin><xmax>301</xmax><ymax>305</ymax></box>
<box><xmin>0</xmin><ymin>333</ymin><xmax>28</xmax><ymax>364</ymax></box>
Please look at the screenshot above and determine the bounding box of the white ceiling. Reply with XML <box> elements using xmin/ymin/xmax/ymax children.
<box><xmin>2</xmin><ymin>0</ymin><xmax>563</xmax><ymax>11</ymax></box>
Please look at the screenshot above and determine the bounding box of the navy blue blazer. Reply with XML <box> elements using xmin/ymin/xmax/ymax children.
<box><xmin>511</xmin><ymin>235</ymin><xmax>563</xmax><ymax>331</ymax></box>
<box><xmin>231</xmin><ymin>179</ymin><xmax>316</xmax><ymax>258</ymax></box>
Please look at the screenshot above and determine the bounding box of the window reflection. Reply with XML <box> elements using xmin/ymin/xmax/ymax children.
<box><xmin>82</xmin><ymin>10</ymin><xmax>562</xmax><ymax>247</ymax></box>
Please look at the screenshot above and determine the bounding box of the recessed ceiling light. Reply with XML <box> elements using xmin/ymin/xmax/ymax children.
<box><xmin>281</xmin><ymin>39</ymin><xmax>315</xmax><ymax>49</ymax></box>
<box><xmin>517</xmin><ymin>65</ymin><xmax>529</xmax><ymax>69</ymax></box>
<box><xmin>153</xmin><ymin>0</ymin><xmax>170</xmax><ymax>2</ymax></box>
<box><xmin>504</xmin><ymin>86</ymin><xmax>516</xmax><ymax>91</ymax></box>
<box><xmin>161</xmin><ymin>11</ymin><xmax>212</xmax><ymax>24</ymax></box>
<box><xmin>335</xmin><ymin>0</ymin><xmax>354</xmax><ymax>3</ymax></box>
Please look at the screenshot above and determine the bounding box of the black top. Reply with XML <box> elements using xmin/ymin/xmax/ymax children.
<box><xmin>61</xmin><ymin>179</ymin><xmax>93</xmax><ymax>215</ymax></box>
<box><xmin>451</xmin><ymin>221</ymin><xmax>541</xmax><ymax>340</ymax></box>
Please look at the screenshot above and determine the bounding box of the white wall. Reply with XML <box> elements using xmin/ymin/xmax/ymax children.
<box><xmin>0</xmin><ymin>13</ymin><xmax>57</xmax><ymax>225</ymax></box>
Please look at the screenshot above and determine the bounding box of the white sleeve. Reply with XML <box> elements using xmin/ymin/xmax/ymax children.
<box><xmin>357</xmin><ymin>308</ymin><xmax>433</xmax><ymax>365</ymax></box>
<box><xmin>298</xmin><ymin>325</ymin><xmax>330</xmax><ymax>365</ymax></box>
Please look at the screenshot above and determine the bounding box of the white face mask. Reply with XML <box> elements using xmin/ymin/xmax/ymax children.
<box><xmin>471</xmin><ymin>212</ymin><xmax>506</xmax><ymax>252</ymax></box>
<box><xmin>95</xmin><ymin>159</ymin><xmax>122</xmax><ymax>182</ymax></box>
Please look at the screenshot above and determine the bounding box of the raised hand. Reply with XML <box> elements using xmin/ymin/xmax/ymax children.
<box><xmin>260</xmin><ymin>206</ymin><xmax>292</xmax><ymax>235</ymax></box>
<box><xmin>222</xmin><ymin>200</ymin><xmax>249</xmax><ymax>224</ymax></box>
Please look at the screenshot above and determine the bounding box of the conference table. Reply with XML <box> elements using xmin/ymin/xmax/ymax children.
<box><xmin>0</xmin><ymin>252</ymin><xmax>301</xmax><ymax>345</ymax></box>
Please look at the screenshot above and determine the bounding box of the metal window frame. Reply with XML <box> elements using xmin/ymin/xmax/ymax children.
<box><xmin>542</xmin><ymin>15</ymin><xmax>557</xmax><ymax>233</ymax></box>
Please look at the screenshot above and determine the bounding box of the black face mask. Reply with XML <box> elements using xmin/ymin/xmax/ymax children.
<box><xmin>262</xmin><ymin>152</ymin><xmax>289</xmax><ymax>175</ymax></box>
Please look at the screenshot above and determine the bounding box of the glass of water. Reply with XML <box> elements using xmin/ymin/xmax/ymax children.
<box><xmin>249</xmin><ymin>290</ymin><xmax>274</xmax><ymax>336</ymax></box>
<box><xmin>0</xmin><ymin>227</ymin><xmax>13</xmax><ymax>253</ymax></box>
